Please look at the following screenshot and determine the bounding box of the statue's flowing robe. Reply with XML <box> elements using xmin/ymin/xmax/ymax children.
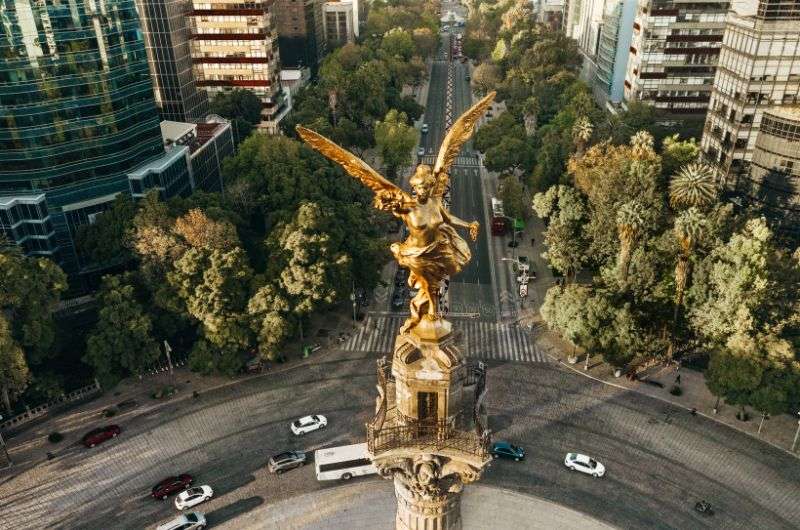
<box><xmin>391</xmin><ymin>223</ymin><xmax>471</xmax><ymax>281</ymax></box>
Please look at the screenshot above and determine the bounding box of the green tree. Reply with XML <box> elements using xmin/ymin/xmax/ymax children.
<box><xmin>541</xmin><ymin>284</ymin><xmax>615</xmax><ymax>360</ymax></box>
<box><xmin>706</xmin><ymin>346</ymin><xmax>764</xmax><ymax>417</ymax></box>
<box><xmin>533</xmin><ymin>185</ymin><xmax>588</xmax><ymax>280</ymax></box>
<box><xmin>171</xmin><ymin>247</ymin><xmax>254</xmax><ymax>362</ymax></box>
<box><xmin>0</xmin><ymin>249</ymin><xmax>67</xmax><ymax>366</ymax></box>
<box><xmin>381</xmin><ymin>28</ymin><xmax>415</xmax><ymax>60</ymax></box>
<box><xmin>209</xmin><ymin>89</ymin><xmax>263</xmax><ymax>145</ymax></box>
<box><xmin>470</xmin><ymin>63</ymin><xmax>501</xmax><ymax>96</ymax></box>
<box><xmin>0</xmin><ymin>315</ymin><xmax>28</xmax><ymax>414</ymax></box>
<box><xmin>411</xmin><ymin>27</ymin><xmax>438</xmax><ymax>58</ymax></box>
<box><xmin>661</xmin><ymin>134</ymin><xmax>699</xmax><ymax>184</ymax></box>
<box><xmin>568</xmin><ymin>136</ymin><xmax>664</xmax><ymax>265</ymax></box>
<box><xmin>276</xmin><ymin>202</ymin><xmax>351</xmax><ymax>318</ymax></box>
<box><xmin>74</xmin><ymin>194</ymin><xmax>136</xmax><ymax>268</ymax></box>
<box><xmin>84</xmin><ymin>275</ymin><xmax>161</xmax><ymax>386</ymax></box>
<box><xmin>497</xmin><ymin>174</ymin><xmax>527</xmax><ymax>221</ymax></box>
<box><xmin>375</xmin><ymin>109</ymin><xmax>419</xmax><ymax>181</ymax></box>
<box><xmin>248</xmin><ymin>283</ymin><xmax>292</xmax><ymax>361</ymax></box>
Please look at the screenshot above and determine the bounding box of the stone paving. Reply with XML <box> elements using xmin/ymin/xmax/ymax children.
<box><xmin>224</xmin><ymin>481</ymin><xmax>617</xmax><ymax>530</ymax></box>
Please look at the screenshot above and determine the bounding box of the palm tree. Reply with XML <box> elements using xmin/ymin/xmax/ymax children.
<box><xmin>616</xmin><ymin>200</ymin><xmax>646</xmax><ymax>284</ymax></box>
<box><xmin>523</xmin><ymin>96</ymin><xmax>539</xmax><ymax>137</ymax></box>
<box><xmin>572</xmin><ymin>116</ymin><xmax>593</xmax><ymax>155</ymax></box>
<box><xmin>669</xmin><ymin>162</ymin><xmax>717</xmax><ymax>210</ymax></box>
<box><xmin>630</xmin><ymin>130</ymin><xmax>654</xmax><ymax>158</ymax></box>
<box><xmin>670</xmin><ymin>208</ymin><xmax>707</xmax><ymax>359</ymax></box>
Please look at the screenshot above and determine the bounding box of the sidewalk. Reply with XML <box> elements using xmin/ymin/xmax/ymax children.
<box><xmin>0</xmin><ymin>308</ymin><xmax>363</xmax><ymax>477</ymax></box>
<box><xmin>538</xmin><ymin>330</ymin><xmax>800</xmax><ymax>458</ymax></box>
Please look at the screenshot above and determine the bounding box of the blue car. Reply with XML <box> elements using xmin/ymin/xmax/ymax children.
<box><xmin>490</xmin><ymin>441</ymin><xmax>525</xmax><ymax>461</ymax></box>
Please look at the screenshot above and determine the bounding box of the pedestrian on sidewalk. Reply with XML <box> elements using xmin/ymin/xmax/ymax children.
<box><xmin>530</xmin><ymin>237</ymin><xmax>535</xmax><ymax>247</ymax></box>
<box><xmin>675</xmin><ymin>374</ymin><xmax>681</xmax><ymax>385</ymax></box>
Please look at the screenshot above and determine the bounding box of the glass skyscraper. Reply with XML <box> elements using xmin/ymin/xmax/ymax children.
<box><xmin>0</xmin><ymin>0</ymin><xmax>192</xmax><ymax>279</ymax></box>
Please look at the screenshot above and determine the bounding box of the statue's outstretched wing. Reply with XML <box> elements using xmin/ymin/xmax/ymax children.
<box><xmin>296</xmin><ymin>126</ymin><xmax>410</xmax><ymax>207</ymax></box>
<box><xmin>432</xmin><ymin>91</ymin><xmax>496</xmax><ymax>197</ymax></box>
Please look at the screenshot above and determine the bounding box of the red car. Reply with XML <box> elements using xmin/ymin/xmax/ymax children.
<box><xmin>82</xmin><ymin>425</ymin><xmax>121</xmax><ymax>448</ymax></box>
<box><xmin>151</xmin><ymin>474</ymin><xmax>193</xmax><ymax>500</ymax></box>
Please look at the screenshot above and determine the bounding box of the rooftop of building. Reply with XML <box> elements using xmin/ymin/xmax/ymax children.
<box><xmin>161</xmin><ymin>119</ymin><xmax>231</xmax><ymax>155</ymax></box>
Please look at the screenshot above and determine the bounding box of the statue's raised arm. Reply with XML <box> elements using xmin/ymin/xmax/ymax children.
<box><xmin>296</xmin><ymin>126</ymin><xmax>412</xmax><ymax>213</ymax></box>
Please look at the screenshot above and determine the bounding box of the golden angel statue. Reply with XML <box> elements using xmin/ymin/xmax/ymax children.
<box><xmin>296</xmin><ymin>92</ymin><xmax>496</xmax><ymax>333</ymax></box>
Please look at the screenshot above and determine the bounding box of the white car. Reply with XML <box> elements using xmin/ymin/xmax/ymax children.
<box><xmin>291</xmin><ymin>414</ymin><xmax>327</xmax><ymax>435</ymax></box>
<box><xmin>157</xmin><ymin>511</ymin><xmax>206</xmax><ymax>530</ymax></box>
<box><xmin>174</xmin><ymin>485</ymin><xmax>214</xmax><ymax>510</ymax></box>
<box><xmin>417</xmin><ymin>147</ymin><xmax>426</xmax><ymax>156</ymax></box>
<box><xmin>564</xmin><ymin>453</ymin><xmax>605</xmax><ymax>477</ymax></box>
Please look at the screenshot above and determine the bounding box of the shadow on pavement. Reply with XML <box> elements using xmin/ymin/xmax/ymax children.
<box><xmin>206</xmin><ymin>496</ymin><xmax>265</xmax><ymax>526</ymax></box>
<box><xmin>489</xmin><ymin>413</ymin><xmax>513</xmax><ymax>433</ymax></box>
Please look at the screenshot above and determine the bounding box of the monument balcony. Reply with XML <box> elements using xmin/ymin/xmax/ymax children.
<box><xmin>367</xmin><ymin>414</ymin><xmax>490</xmax><ymax>460</ymax></box>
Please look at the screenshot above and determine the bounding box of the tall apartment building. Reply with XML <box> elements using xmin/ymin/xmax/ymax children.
<box><xmin>275</xmin><ymin>0</ymin><xmax>326</xmax><ymax>73</ymax></box>
<box><xmin>747</xmin><ymin>107</ymin><xmax>800</xmax><ymax>234</ymax></box>
<box><xmin>623</xmin><ymin>0</ymin><xmax>730</xmax><ymax>132</ymax></box>
<box><xmin>135</xmin><ymin>0</ymin><xmax>209</xmax><ymax>122</ymax></box>
<box><xmin>0</xmin><ymin>0</ymin><xmax>196</xmax><ymax>280</ymax></box>
<box><xmin>323</xmin><ymin>0</ymin><xmax>357</xmax><ymax>47</ymax></box>
<box><xmin>188</xmin><ymin>0</ymin><xmax>288</xmax><ymax>133</ymax></box>
<box><xmin>537</xmin><ymin>0</ymin><xmax>567</xmax><ymax>29</ymax></box>
<box><xmin>700</xmin><ymin>0</ymin><xmax>800</xmax><ymax>228</ymax></box>
<box><xmin>570</xmin><ymin>0</ymin><xmax>638</xmax><ymax>107</ymax></box>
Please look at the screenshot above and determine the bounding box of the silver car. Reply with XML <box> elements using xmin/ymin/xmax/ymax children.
<box><xmin>268</xmin><ymin>450</ymin><xmax>307</xmax><ymax>474</ymax></box>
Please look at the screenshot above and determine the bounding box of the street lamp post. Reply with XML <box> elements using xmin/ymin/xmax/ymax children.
<box><xmin>163</xmin><ymin>340</ymin><xmax>174</xmax><ymax>385</ymax></box>
<box><xmin>350</xmin><ymin>282</ymin><xmax>358</xmax><ymax>322</ymax></box>
<box><xmin>501</xmin><ymin>216</ymin><xmax>519</xmax><ymax>259</ymax></box>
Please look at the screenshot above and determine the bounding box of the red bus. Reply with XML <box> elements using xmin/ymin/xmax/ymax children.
<box><xmin>491</xmin><ymin>198</ymin><xmax>508</xmax><ymax>236</ymax></box>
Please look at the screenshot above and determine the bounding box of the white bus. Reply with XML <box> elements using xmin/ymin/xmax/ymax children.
<box><xmin>314</xmin><ymin>443</ymin><xmax>377</xmax><ymax>481</ymax></box>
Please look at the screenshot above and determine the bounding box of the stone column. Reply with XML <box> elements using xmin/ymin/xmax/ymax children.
<box><xmin>368</xmin><ymin>317</ymin><xmax>490</xmax><ymax>530</ymax></box>
<box><xmin>394</xmin><ymin>473</ymin><xmax>462</xmax><ymax>530</ymax></box>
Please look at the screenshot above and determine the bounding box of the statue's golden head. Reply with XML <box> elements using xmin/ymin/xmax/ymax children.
<box><xmin>410</xmin><ymin>164</ymin><xmax>435</xmax><ymax>203</ymax></box>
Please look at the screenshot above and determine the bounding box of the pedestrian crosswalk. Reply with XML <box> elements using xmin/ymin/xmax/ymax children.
<box><xmin>419</xmin><ymin>155</ymin><xmax>479</xmax><ymax>167</ymax></box>
<box><xmin>343</xmin><ymin>315</ymin><xmax>549</xmax><ymax>363</ymax></box>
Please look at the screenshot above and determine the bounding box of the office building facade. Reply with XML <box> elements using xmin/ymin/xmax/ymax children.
<box><xmin>188</xmin><ymin>0</ymin><xmax>288</xmax><ymax>133</ymax></box>
<box><xmin>323</xmin><ymin>0</ymin><xmax>357</xmax><ymax>47</ymax></box>
<box><xmin>570</xmin><ymin>0</ymin><xmax>637</xmax><ymax>107</ymax></box>
<box><xmin>747</xmin><ymin>107</ymin><xmax>800</xmax><ymax>235</ymax></box>
<box><xmin>275</xmin><ymin>0</ymin><xmax>326</xmax><ymax>73</ymax></box>
<box><xmin>623</xmin><ymin>0</ymin><xmax>730</xmax><ymax>125</ymax></box>
<box><xmin>700</xmin><ymin>0</ymin><xmax>800</xmax><ymax>232</ymax></box>
<box><xmin>0</xmin><ymin>0</ymin><xmax>193</xmax><ymax>278</ymax></box>
<box><xmin>135</xmin><ymin>0</ymin><xmax>210</xmax><ymax>122</ymax></box>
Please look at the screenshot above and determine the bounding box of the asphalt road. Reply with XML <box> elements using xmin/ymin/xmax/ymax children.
<box><xmin>418</xmin><ymin>29</ymin><xmax>496</xmax><ymax>317</ymax></box>
<box><xmin>2</xmin><ymin>348</ymin><xmax>798</xmax><ymax>529</ymax></box>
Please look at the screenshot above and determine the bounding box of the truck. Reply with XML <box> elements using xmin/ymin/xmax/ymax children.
<box><xmin>491</xmin><ymin>197</ymin><xmax>508</xmax><ymax>236</ymax></box>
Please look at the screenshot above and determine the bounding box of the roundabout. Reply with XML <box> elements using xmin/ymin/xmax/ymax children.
<box><xmin>1</xmin><ymin>351</ymin><xmax>798</xmax><ymax>529</ymax></box>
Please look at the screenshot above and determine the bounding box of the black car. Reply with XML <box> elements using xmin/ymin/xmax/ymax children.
<box><xmin>491</xmin><ymin>441</ymin><xmax>525</xmax><ymax>461</ymax></box>
<box><xmin>268</xmin><ymin>451</ymin><xmax>307</xmax><ymax>474</ymax></box>
<box><xmin>392</xmin><ymin>292</ymin><xmax>405</xmax><ymax>308</ymax></box>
